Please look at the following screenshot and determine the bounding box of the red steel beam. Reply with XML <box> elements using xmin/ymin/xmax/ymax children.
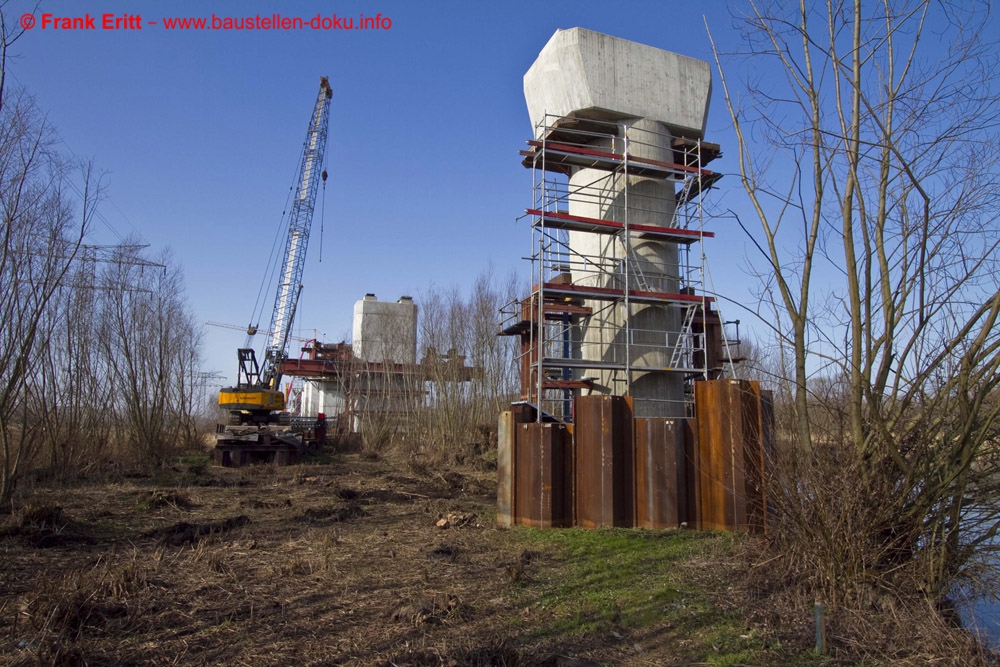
<box><xmin>536</xmin><ymin>282</ymin><xmax>714</xmax><ymax>306</ymax></box>
<box><xmin>525</xmin><ymin>140</ymin><xmax>716</xmax><ymax>176</ymax></box>
<box><xmin>527</xmin><ymin>209</ymin><xmax>714</xmax><ymax>241</ymax></box>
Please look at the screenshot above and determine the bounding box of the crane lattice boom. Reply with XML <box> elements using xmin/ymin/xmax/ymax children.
<box><xmin>218</xmin><ymin>77</ymin><xmax>333</xmax><ymax>424</ymax></box>
<box><xmin>261</xmin><ymin>77</ymin><xmax>333</xmax><ymax>388</ymax></box>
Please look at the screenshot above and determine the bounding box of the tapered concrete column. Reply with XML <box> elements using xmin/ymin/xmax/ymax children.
<box><xmin>524</xmin><ymin>28</ymin><xmax>712</xmax><ymax>418</ymax></box>
<box><xmin>568</xmin><ymin>119</ymin><xmax>681</xmax><ymax>413</ymax></box>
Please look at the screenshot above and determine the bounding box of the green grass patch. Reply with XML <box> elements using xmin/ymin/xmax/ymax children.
<box><xmin>519</xmin><ymin>528</ymin><xmax>725</xmax><ymax>634</ymax></box>
<box><xmin>177</xmin><ymin>453</ymin><xmax>212</xmax><ymax>466</ymax></box>
<box><xmin>514</xmin><ymin>527</ymin><xmax>778</xmax><ymax>663</ymax></box>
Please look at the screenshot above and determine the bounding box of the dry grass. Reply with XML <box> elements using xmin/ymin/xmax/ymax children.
<box><xmin>0</xmin><ymin>454</ymin><xmax>601</xmax><ymax>665</ymax></box>
<box><xmin>3</xmin><ymin>450</ymin><xmax>986</xmax><ymax>665</ymax></box>
<box><xmin>716</xmin><ymin>533</ymin><xmax>999</xmax><ymax>666</ymax></box>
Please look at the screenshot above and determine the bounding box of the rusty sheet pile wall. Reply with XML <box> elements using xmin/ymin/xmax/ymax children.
<box><xmin>634</xmin><ymin>417</ymin><xmax>689</xmax><ymax>529</ymax></box>
<box><xmin>574</xmin><ymin>396</ymin><xmax>634</xmax><ymax>528</ymax></box>
<box><xmin>694</xmin><ymin>380</ymin><xmax>772</xmax><ymax>532</ymax></box>
<box><xmin>497</xmin><ymin>379</ymin><xmax>771</xmax><ymax>532</ymax></box>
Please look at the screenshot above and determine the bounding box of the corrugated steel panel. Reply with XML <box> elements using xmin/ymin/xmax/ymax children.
<box><xmin>499</xmin><ymin>382</ymin><xmax>772</xmax><ymax>533</ymax></box>
<box><xmin>694</xmin><ymin>379</ymin><xmax>772</xmax><ymax>532</ymax></box>
<box><xmin>634</xmin><ymin>418</ymin><xmax>685</xmax><ymax>529</ymax></box>
<box><xmin>513</xmin><ymin>422</ymin><xmax>572</xmax><ymax>528</ymax></box>
<box><xmin>681</xmin><ymin>417</ymin><xmax>699</xmax><ymax>527</ymax></box>
<box><xmin>742</xmin><ymin>385</ymin><xmax>772</xmax><ymax>535</ymax></box>
<box><xmin>695</xmin><ymin>380</ymin><xmax>743</xmax><ymax>530</ymax></box>
<box><xmin>574</xmin><ymin>395</ymin><xmax>634</xmax><ymax>528</ymax></box>
<box><xmin>497</xmin><ymin>410</ymin><xmax>515</xmax><ymax>527</ymax></box>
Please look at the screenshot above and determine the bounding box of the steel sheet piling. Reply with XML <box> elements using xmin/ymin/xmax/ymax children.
<box><xmin>574</xmin><ymin>395</ymin><xmax>634</xmax><ymax>528</ymax></box>
<box><xmin>497</xmin><ymin>380</ymin><xmax>772</xmax><ymax>532</ymax></box>
<box><xmin>634</xmin><ymin>418</ymin><xmax>685</xmax><ymax>529</ymax></box>
<box><xmin>694</xmin><ymin>379</ymin><xmax>770</xmax><ymax>532</ymax></box>
<box><xmin>513</xmin><ymin>422</ymin><xmax>572</xmax><ymax>528</ymax></box>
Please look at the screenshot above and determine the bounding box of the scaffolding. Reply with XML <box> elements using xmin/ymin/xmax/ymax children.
<box><xmin>501</xmin><ymin>114</ymin><xmax>731</xmax><ymax>421</ymax></box>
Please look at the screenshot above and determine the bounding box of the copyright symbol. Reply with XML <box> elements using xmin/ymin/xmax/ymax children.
<box><xmin>20</xmin><ymin>14</ymin><xmax>36</xmax><ymax>29</ymax></box>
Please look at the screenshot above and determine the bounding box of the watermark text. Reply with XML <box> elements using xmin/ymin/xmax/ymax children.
<box><xmin>21</xmin><ymin>12</ymin><xmax>393</xmax><ymax>31</ymax></box>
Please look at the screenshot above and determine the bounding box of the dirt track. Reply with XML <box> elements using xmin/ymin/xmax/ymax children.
<box><xmin>0</xmin><ymin>455</ymin><xmax>730</xmax><ymax>666</ymax></box>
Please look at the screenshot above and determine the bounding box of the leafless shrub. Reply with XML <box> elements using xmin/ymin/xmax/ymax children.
<box><xmin>409</xmin><ymin>268</ymin><xmax>521</xmax><ymax>466</ymax></box>
<box><xmin>719</xmin><ymin>0</ymin><xmax>1000</xmax><ymax>636</ymax></box>
<box><xmin>707</xmin><ymin>0</ymin><xmax>1000</xmax><ymax>658</ymax></box>
<box><xmin>733</xmin><ymin>530</ymin><xmax>995</xmax><ymax>665</ymax></box>
<box><xmin>0</xmin><ymin>18</ymin><xmax>206</xmax><ymax>498</ymax></box>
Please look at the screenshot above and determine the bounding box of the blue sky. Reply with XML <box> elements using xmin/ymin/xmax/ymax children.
<box><xmin>6</xmin><ymin>0</ymin><xmax>761</xmax><ymax>384</ymax></box>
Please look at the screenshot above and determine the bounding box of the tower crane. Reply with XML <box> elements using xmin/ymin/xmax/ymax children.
<box><xmin>218</xmin><ymin>77</ymin><xmax>333</xmax><ymax>428</ymax></box>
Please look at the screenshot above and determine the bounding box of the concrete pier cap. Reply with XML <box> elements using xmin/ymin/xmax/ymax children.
<box><xmin>523</xmin><ymin>27</ymin><xmax>712</xmax><ymax>138</ymax></box>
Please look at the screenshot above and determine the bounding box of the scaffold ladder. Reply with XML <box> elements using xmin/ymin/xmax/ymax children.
<box><xmin>623</xmin><ymin>237</ymin><xmax>651</xmax><ymax>292</ymax></box>
<box><xmin>670</xmin><ymin>303</ymin><xmax>699</xmax><ymax>369</ymax></box>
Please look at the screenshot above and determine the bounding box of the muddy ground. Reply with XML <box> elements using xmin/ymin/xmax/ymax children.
<box><xmin>0</xmin><ymin>454</ymin><xmax>741</xmax><ymax>666</ymax></box>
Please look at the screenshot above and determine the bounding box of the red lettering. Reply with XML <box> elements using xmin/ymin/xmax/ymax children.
<box><xmin>102</xmin><ymin>14</ymin><xmax>142</xmax><ymax>29</ymax></box>
<box><xmin>118</xmin><ymin>12</ymin><xmax>392</xmax><ymax>31</ymax></box>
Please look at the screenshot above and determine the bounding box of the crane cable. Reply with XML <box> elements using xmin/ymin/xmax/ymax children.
<box><xmin>249</xmin><ymin>156</ymin><xmax>302</xmax><ymax>342</ymax></box>
<box><xmin>319</xmin><ymin>168</ymin><xmax>328</xmax><ymax>263</ymax></box>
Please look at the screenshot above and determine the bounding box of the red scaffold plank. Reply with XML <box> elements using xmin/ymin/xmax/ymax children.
<box><xmin>543</xmin><ymin>379</ymin><xmax>594</xmax><ymax>390</ymax></box>
<box><xmin>525</xmin><ymin>140</ymin><xmax>716</xmax><ymax>177</ymax></box>
<box><xmin>536</xmin><ymin>282</ymin><xmax>714</xmax><ymax>306</ymax></box>
<box><xmin>526</xmin><ymin>209</ymin><xmax>713</xmax><ymax>242</ymax></box>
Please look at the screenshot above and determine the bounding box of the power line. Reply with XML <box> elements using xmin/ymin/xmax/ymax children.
<box><xmin>5</xmin><ymin>69</ymin><xmax>141</xmax><ymax>246</ymax></box>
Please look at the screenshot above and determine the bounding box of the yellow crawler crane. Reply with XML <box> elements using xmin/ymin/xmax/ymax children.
<box><xmin>215</xmin><ymin>77</ymin><xmax>332</xmax><ymax>465</ymax></box>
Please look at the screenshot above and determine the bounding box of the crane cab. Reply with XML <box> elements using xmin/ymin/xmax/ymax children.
<box><xmin>218</xmin><ymin>347</ymin><xmax>286</xmax><ymax>423</ymax></box>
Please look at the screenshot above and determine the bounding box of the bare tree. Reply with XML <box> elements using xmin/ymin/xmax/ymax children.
<box><xmin>33</xmin><ymin>249</ymin><xmax>114</xmax><ymax>478</ymax></box>
<box><xmin>709</xmin><ymin>0</ymin><xmax>1000</xmax><ymax>607</ymax></box>
<box><xmin>415</xmin><ymin>268</ymin><xmax>521</xmax><ymax>464</ymax></box>
<box><xmin>0</xmin><ymin>5</ymin><xmax>208</xmax><ymax>490</ymax></box>
<box><xmin>96</xmin><ymin>246</ymin><xmax>202</xmax><ymax>464</ymax></box>
<box><xmin>0</xmin><ymin>89</ymin><xmax>96</xmax><ymax>505</ymax></box>
<box><xmin>0</xmin><ymin>2</ymin><xmax>101</xmax><ymax>503</ymax></box>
